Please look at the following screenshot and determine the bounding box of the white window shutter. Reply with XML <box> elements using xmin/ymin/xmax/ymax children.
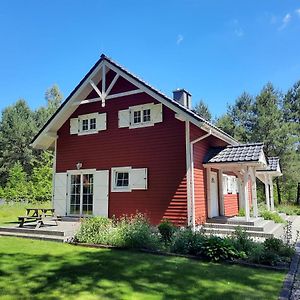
<box><xmin>53</xmin><ymin>173</ymin><xmax>67</xmax><ymax>216</ymax></box>
<box><xmin>96</xmin><ymin>113</ymin><xmax>107</xmax><ymax>131</ymax></box>
<box><xmin>151</xmin><ymin>103</ymin><xmax>163</xmax><ymax>123</ymax></box>
<box><xmin>130</xmin><ymin>168</ymin><xmax>147</xmax><ymax>190</ymax></box>
<box><xmin>118</xmin><ymin>109</ymin><xmax>130</xmax><ymax>128</ymax></box>
<box><xmin>93</xmin><ymin>170</ymin><xmax>109</xmax><ymax>216</ymax></box>
<box><xmin>70</xmin><ymin>118</ymin><xmax>79</xmax><ymax>135</ymax></box>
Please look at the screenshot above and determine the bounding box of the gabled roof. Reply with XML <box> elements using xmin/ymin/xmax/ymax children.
<box><xmin>31</xmin><ymin>54</ymin><xmax>238</xmax><ymax>149</ymax></box>
<box><xmin>267</xmin><ymin>157</ymin><xmax>280</xmax><ymax>171</ymax></box>
<box><xmin>257</xmin><ymin>156</ymin><xmax>282</xmax><ymax>176</ymax></box>
<box><xmin>204</xmin><ymin>143</ymin><xmax>267</xmax><ymax>166</ymax></box>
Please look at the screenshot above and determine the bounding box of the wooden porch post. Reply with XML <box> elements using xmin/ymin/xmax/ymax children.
<box><xmin>207</xmin><ymin>167</ymin><xmax>212</xmax><ymax>218</ymax></box>
<box><xmin>237</xmin><ymin>174</ymin><xmax>244</xmax><ymax>210</ymax></box>
<box><xmin>243</xmin><ymin>168</ymin><xmax>250</xmax><ymax>221</ymax></box>
<box><xmin>264</xmin><ymin>174</ymin><xmax>271</xmax><ymax>211</ymax></box>
<box><xmin>250</xmin><ymin>167</ymin><xmax>258</xmax><ymax>218</ymax></box>
<box><xmin>269</xmin><ymin>175</ymin><xmax>275</xmax><ymax>211</ymax></box>
<box><xmin>218</xmin><ymin>169</ymin><xmax>225</xmax><ymax>216</ymax></box>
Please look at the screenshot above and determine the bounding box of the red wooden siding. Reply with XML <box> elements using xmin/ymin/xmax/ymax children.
<box><xmin>56</xmin><ymin>73</ymin><xmax>188</xmax><ymax>225</ymax></box>
<box><xmin>224</xmin><ymin>194</ymin><xmax>239</xmax><ymax>216</ymax></box>
<box><xmin>190</xmin><ymin>124</ymin><xmax>228</xmax><ymax>224</ymax></box>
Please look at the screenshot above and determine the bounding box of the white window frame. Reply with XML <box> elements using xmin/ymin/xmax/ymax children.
<box><xmin>222</xmin><ymin>174</ymin><xmax>238</xmax><ymax>195</ymax></box>
<box><xmin>129</xmin><ymin>103</ymin><xmax>155</xmax><ymax>128</ymax></box>
<box><xmin>78</xmin><ymin>113</ymin><xmax>99</xmax><ymax>135</ymax></box>
<box><xmin>111</xmin><ymin>167</ymin><xmax>132</xmax><ymax>192</ymax></box>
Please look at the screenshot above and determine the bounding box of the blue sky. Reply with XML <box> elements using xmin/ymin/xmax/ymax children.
<box><xmin>0</xmin><ymin>0</ymin><xmax>299</xmax><ymax>118</ymax></box>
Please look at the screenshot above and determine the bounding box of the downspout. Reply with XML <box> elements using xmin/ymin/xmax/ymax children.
<box><xmin>190</xmin><ymin>129</ymin><xmax>212</xmax><ymax>230</ymax></box>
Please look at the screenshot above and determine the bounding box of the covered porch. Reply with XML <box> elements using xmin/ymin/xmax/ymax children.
<box><xmin>204</xmin><ymin>143</ymin><xmax>282</xmax><ymax>221</ymax></box>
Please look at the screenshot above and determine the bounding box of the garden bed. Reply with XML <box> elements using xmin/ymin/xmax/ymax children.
<box><xmin>74</xmin><ymin>214</ymin><xmax>296</xmax><ymax>268</ymax></box>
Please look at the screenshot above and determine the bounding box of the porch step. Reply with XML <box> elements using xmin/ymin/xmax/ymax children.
<box><xmin>202</xmin><ymin>223</ymin><xmax>284</xmax><ymax>239</ymax></box>
<box><xmin>0</xmin><ymin>231</ymin><xmax>66</xmax><ymax>242</ymax></box>
<box><xmin>0</xmin><ymin>226</ymin><xmax>65</xmax><ymax>236</ymax></box>
<box><xmin>203</xmin><ymin>219</ymin><xmax>276</xmax><ymax>232</ymax></box>
<box><xmin>206</xmin><ymin>216</ymin><xmax>264</xmax><ymax>226</ymax></box>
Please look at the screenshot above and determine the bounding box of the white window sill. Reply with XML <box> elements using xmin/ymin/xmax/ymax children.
<box><xmin>78</xmin><ymin>130</ymin><xmax>98</xmax><ymax>136</ymax></box>
<box><xmin>111</xmin><ymin>187</ymin><xmax>132</xmax><ymax>192</ymax></box>
<box><xmin>129</xmin><ymin>122</ymin><xmax>154</xmax><ymax>129</ymax></box>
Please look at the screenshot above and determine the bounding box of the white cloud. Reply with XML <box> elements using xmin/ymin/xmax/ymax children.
<box><xmin>234</xmin><ymin>28</ymin><xmax>244</xmax><ymax>37</ymax></box>
<box><xmin>296</xmin><ymin>9</ymin><xmax>300</xmax><ymax>17</ymax></box>
<box><xmin>176</xmin><ymin>34</ymin><xmax>184</xmax><ymax>45</ymax></box>
<box><xmin>231</xmin><ymin>19</ymin><xmax>244</xmax><ymax>37</ymax></box>
<box><xmin>278</xmin><ymin>13</ymin><xmax>291</xmax><ymax>30</ymax></box>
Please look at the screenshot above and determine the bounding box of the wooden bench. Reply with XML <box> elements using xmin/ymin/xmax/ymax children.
<box><xmin>18</xmin><ymin>216</ymin><xmax>42</xmax><ymax>228</ymax></box>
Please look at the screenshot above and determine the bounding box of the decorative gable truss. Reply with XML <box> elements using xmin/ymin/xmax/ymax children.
<box><xmin>31</xmin><ymin>54</ymin><xmax>237</xmax><ymax>150</ymax></box>
<box><xmin>73</xmin><ymin>61</ymin><xmax>144</xmax><ymax>108</ymax></box>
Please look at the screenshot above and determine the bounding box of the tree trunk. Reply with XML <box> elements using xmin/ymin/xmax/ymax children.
<box><xmin>276</xmin><ymin>177</ymin><xmax>281</xmax><ymax>205</ymax></box>
<box><xmin>297</xmin><ymin>183</ymin><xmax>300</xmax><ymax>205</ymax></box>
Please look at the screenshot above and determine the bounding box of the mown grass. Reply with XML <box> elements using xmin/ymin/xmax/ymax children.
<box><xmin>0</xmin><ymin>202</ymin><xmax>51</xmax><ymax>226</ymax></box>
<box><xmin>0</xmin><ymin>237</ymin><xmax>285</xmax><ymax>300</ymax></box>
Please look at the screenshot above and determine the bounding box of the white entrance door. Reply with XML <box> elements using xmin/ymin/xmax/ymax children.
<box><xmin>210</xmin><ymin>172</ymin><xmax>219</xmax><ymax>217</ymax></box>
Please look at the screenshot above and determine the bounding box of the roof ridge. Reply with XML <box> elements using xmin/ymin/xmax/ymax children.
<box><xmin>227</xmin><ymin>142</ymin><xmax>264</xmax><ymax>148</ymax></box>
<box><xmin>101</xmin><ymin>55</ymin><xmax>237</xmax><ymax>143</ymax></box>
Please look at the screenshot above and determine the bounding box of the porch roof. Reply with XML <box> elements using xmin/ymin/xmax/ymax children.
<box><xmin>203</xmin><ymin>143</ymin><xmax>267</xmax><ymax>167</ymax></box>
<box><xmin>256</xmin><ymin>157</ymin><xmax>282</xmax><ymax>177</ymax></box>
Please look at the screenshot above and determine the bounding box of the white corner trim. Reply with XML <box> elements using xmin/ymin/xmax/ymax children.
<box><xmin>185</xmin><ymin>121</ymin><xmax>193</xmax><ymax>228</ymax></box>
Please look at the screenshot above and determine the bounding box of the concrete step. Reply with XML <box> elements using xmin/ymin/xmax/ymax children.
<box><xmin>202</xmin><ymin>227</ymin><xmax>276</xmax><ymax>238</ymax></box>
<box><xmin>203</xmin><ymin>220</ymin><xmax>273</xmax><ymax>232</ymax></box>
<box><xmin>0</xmin><ymin>226</ymin><xmax>65</xmax><ymax>236</ymax></box>
<box><xmin>227</xmin><ymin>217</ymin><xmax>264</xmax><ymax>226</ymax></box>
<box><xmin>0</xmin><ymin>231</ymin><xmax>65</xmax><ymax>242</ymax></box>
<box><xmin>271</xmin><ymin>224</ymin><xmax>285</xmax><ymax>239</ymax></box>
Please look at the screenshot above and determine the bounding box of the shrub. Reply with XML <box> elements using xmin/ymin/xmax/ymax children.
<box><xmin>248</xmin><ymin>243</ymin><xmax>265</xmax><ymax>264</ymax></box>
<box><xmin>75</xmin><ymin>216</ymin><xmax>113</xmax><ymax>244</ymax></box>
<box><xmin>230</xmin><ymin>227</ymin><xmax>254</xmax><ymax>255</ymax></box>
<box><xmin>260</xmin><ymin>210</ymin><xmax>285</xmax><ymax>223</ymax></box>
<box><xmin>264</xmin><ymin>237</ymin><xmax>295</xmax><ymax>259</ymax></box>
<box><xmin>112</xmin><ymin>213</ymin><xmax>159</xmax><ymax>250</ymax></box>
<box><xmin>200</xmin><ymin>236</ymin><xmax>240</xmax><ymax>262</ymax></box>
<box><xmin>277</xmin><ymin>204</ymin><xmax>300</xmax><ymax>216</ymax></box>
<box><xmin>75</xmin><ymin>213</ymin><xmax>159</xmax><ymax>250</ymax></box>
<box><xmin>158</xmin><ymin>219</ymin><xmax>176</xmax><ymax>244</ymax></box>
<box><xmin>170</xmin><ymin>228</ymin><xmax>206</xmax><ymax>255</ymax></box>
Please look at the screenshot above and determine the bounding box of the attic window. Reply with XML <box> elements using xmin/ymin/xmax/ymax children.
<box><xmin>70</xmin><ymin>113</ymin><xmax>107</xmax><ymax>135</ymax></box>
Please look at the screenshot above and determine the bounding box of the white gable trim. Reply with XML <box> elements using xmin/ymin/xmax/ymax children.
<box><xmin>32</xmin><ymin>57</ymin><xmax>237</xmax><ymax>150</ymax></box>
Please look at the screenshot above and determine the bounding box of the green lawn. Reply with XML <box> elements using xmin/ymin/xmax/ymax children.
<box><xmin>0</xmin><ymin>237</ymin><xmax>285</xmax><ymax>300</ymax></box>
<box><xmin>0</xmin><ymin>202</ymin><xmax>51</xmax><ymax>226</ymax></box>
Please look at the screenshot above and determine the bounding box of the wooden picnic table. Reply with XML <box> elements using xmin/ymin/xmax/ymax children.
<box><xmin>18</xmin><ymin>208</ymin><xmax>58</xmax><ymax>228</ymax></box>
<box><xmin>26</xmin><ymin>208</ymin><xmax>55</xmax><ymax>217</ymax></box>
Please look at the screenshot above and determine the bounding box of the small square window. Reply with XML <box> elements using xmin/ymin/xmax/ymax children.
<box><xmin>115</xmin><ymin>172</ymin><xmax>129</xmax><ymax>187</ymax></box>
<box><xmin>82</xmin><ymin>119</ymin><xmax>89</xmax><ymax>131</ymax></box>
<box><xmin>133</xmin><ymin>111</ymin><xmax>141</xmax><ymax>124</ymax></box>
<box><xmin>90</xmin><ymin>118</ymin><xmax>96</xmax><ymax>130</ymax></box>
<box><xmin>143</xmin><ymin>109</ymin><xmax>151</xmax><ymax>122</ymax></box>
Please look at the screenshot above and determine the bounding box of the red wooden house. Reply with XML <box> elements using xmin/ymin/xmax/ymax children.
<box><xmin>32</xmin><ymin>55</ymin><xmax>281</xmax><ymax>227</ymax></box>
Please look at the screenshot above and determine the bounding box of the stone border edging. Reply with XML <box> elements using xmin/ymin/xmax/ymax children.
<box><xmin>69</xmin><ymin>241</ymin><xmax>289</xmax><ymax>271</ymax></box>
<box><xmin>278</xmin><ymin>242</ymin><xmax>300</xmax><ymax>300</ymax></box>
